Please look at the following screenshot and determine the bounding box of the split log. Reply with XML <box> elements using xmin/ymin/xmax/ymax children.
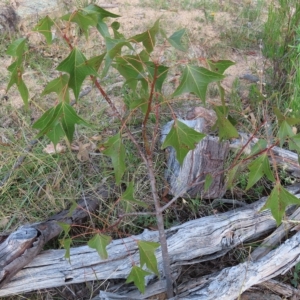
<box><xmin>175</xmin><ymin>229</ymin><xmax>300</xmax><ymax>299</ymax></box>
<box><xmin>1</xmin><ymin>185</ymin><xmax>300</xmax><ymax>298</ymax></box>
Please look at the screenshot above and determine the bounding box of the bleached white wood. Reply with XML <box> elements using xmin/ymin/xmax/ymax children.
<box><xmin>176</xmin><ymin>229</ymin><xmax>300</xmax><ymax>299</ymax></box>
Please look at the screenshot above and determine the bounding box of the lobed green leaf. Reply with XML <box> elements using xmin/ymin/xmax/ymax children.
<box><xmin>126</xmin><ymin>266</ymin><xmax>151</xmax><ymax>294</ymax></box>
<box><xmin>161</xmin><ymin>120</ymin><xmax>206</xmax><ymax>165</ymax></box>
<box><xmin>173</xmin><ymin>65</ymin><xmax>225</xmax><ymax>103</ymax></box>
<box><xmin>88</xmin><ymin>233</ymin><xmax>112</xmax><ymax>259</ymax></box>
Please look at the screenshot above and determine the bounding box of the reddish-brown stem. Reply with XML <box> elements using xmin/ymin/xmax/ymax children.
<box><xmin>150</xmin><ymin>99</ymin><xmax>160</xmax><ymax>154</ymax></box>
<box><xmin>142</xmin><ymin>62</ymin><xmax>158</xmax><ymax>156</ymax></box>
<box><xmin>93</xmin><ymin>78</ymin><xmax>147</xmax><ymax>164</ymax></box>
<box><xmin>231</xmin><ymin>121</ymin><xmax>266</xmax><ymax>167</ymax></box>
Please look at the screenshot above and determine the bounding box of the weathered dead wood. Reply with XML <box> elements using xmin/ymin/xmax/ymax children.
<box><xmin>260</xmin><ymin>279</ymin><xmax>300</xmax><ymax>298</ymax></box>
<box><xmin>174</xmin><ymin>229</ymin><xmax>300</xmax><ymax>299</ymax></box>
<box><xmin>1</xmin><ymin>185</ymin><xmax>300</xmax><ymax>297</ymax></box>
<box><xmin>162</xmin><ymin>118</ymin><xmax>229</xmax><ymax>199</ymax></box>
<box><xmin>0</xmin><ymin>184</ymin><xmax>113</xmax><ymax>291</ymax></box>
<box><xmin>251</xmin><ymin>206</ymin><xmax>300</xmax><ymax>261</ymax></box>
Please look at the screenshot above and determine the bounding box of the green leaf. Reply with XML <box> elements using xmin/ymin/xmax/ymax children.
<box><xmin>206</xmin><ymin>60</ymin><xmax>235</xmax><ymax>74</ymax></box>
<box><xmin>213</xmin><ymin>106</ymin><xmax>239</xmax><ymax>140</ymax></box>
<box><xmin>61</xmin><ymin>11</ymin><xmax>97</xmax><ymax>36</ymax></box>
<box><xmin>278</xmin><ymin>120</ymin><xmax>295</xmax><ymax>147</ymax></box>
<box><xmin>103</xmin><ymin>133</ymin><xmax>126</xmax><ymax>184</ymax></box>
<box><xmin>161</xmin><ymin>119</ymin><xmax>206</xmax><ymax>165</ymax></box>
<box><xmin>33</xmin><ymin>16</ymin><xmax>54</xmax><ymax>44</ymax></box>
<box><xmin>261</xmin><ymin>183</ymin><xmax>300</xmax><ymax>225</ymax></box>
<box><xmin>289</xmin><ymin>133</ymin><xmax>300</xmax><ymax>152</ymax></box>
<box><xmin>273</xmin><ymin>107</ymin><xmax>300</xmax><ymax>126</ymax></box>
<box><xmin>83</xmin><ymin>4</ymin><xmax>120</xmax><ymax>19</ymax></box>
<box><xmin>56</xmin><ymin>48</ymin><xmax>98</xmax><ymax>100</ymax></box>
<box><xmin>6</xmin><ymin>61</ymin><xmax>29</xmax><ymax>109</ymax></box>
<box><xmin>204</xmin><ymin>174</ymin><xmax>213</xmax><ymax>192</ymax></box>
<box><xmin>167</xmin><ymin>28</ymin><xmax>187</xmax><ymax>51</ymax></box>
<box><xmin>62</xmin><ymin>238</ymin><xmax>72</xmax><ymax>261</ymax></box>
<box><xmin>57</xmin><ymin>222</ymin><xmax>71</xmax><ymax>237</ymax></box>
<box><xmin>102</xmin><ymin>39</ymin><xmax>133</xmax><ymax>77</ymax></box>
<box><xmin>246</xmin><ymin>153</ymin><xmax>275</xmax><ymax>190</ymax></box>
<box><xmin>106</xmin><ymin>37</ymin><xmax>133</xmax><ymax>59</ymax></box>
<box><xmin>129</xmin><ymin>96</ymin><xmax>148</xmax><ymax>114</ymax></box>
<box><xmin>114</xmin><ymin>55</ymin><xmax>147</xmax><ymax>91</ymax></box>
<box><xmin>130</xmin><ymin>19</ymin><xmax>160</xmax><ymax>53</ymax></box>
<box><xmin>61</xmin><ymin>103</ymin><xmax>89</xmax><ymax>142</ymax></box>
<box><xmin>145</xmin><ymin>62</ymin><xmax>169</xmax><ymax>92</ymax></box>
<box><xmin>86</xmin><ymin>53</ymin><xmax>106</xmax><ymax>73</ymax></box>
<box><xmin>41</xmin><ymin>74</ymin><xmax>70</xmax><ymax>102</ymax></box>
<box><xmin>121</xmin><ymin>182</ymin><xmax>148</xmax><ymax>208</ymax></box>
<box><xmin>173</xmin><ymin>65</ymin><xmax>225</xmax><ymax>103</ymax></box>
<box><xmin>138</xmin><ymin>240</ymin><xmax>160</xmax><ymax>276</ymax></box>
<box><xmin>33</xmin><ymin>103</ymin><xmax>89</xmax><ymax>146</ymax></box>
<box><xmin>47</xmin><ymin>123</ymin><xmax>66</xmax><ymax>146</ymax></box>
<box><xmin>250</xmin><ymin>139</ymin><xmax>267</xmax><ymax>155</ymax></box>
<box><xmin>88</xmin><ymin>233</ymin><xmax>112</xmax><ymax>259</ymax></box>
<box><xmin>126</xmin><ymin>266</ymin><xmax>151</xmax><ymax>294</ymax></box>
<box><xmin>226</xmin><ymin>164</ymin><xmax>240</xmax><ymax>189</ymax></box>
<box><xmin>6</xmin><ymin>38</ymin><xmax>26</xmax><ymax>57</ymax></box>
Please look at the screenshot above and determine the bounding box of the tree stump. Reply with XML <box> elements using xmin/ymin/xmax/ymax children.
<box><xmin>161</xmin><ymin>118</ymin><xmax>229</xmax><ymax>199</ymax></box>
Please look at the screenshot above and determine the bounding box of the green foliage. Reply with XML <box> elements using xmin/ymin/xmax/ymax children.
<box><xmin>62</xmin><ymin>238</ymin><xmax>72</xmax><ymax>261</ymax></box>
<box><xmin>261</xmin><ymin>183</ymin><xmax>300</xmax><ymax>225</ymax></box>
<box><xmin>102</xmin><ymin>133</ymin><xmax>126</xmax><ymax>184</ymax></box>
<box><xmin>161</xmin><ymin>120</ymin><xmax>206</xmax><ymax>165</ymax></box>
<box><xmin>213</xmin><ymin>106</ymin><xmax>239</xmax><ymax>140</ymax></box>
<box><xmin>121</xmin><ymin>182</ymin><xmax>149</xmax><ymax>208</ymax></box>
<box><xmin>56</xmin><ymin>48</ymin><xmax>98</xmax><ymax>100</ymax></box>
<box><xmin>166</xmin><ymin>28</ymin><xmax>187</xmax><ymax>51</ymax></box>
<box><xmin>291</xmin><ymin>262</ymin><xmax>300</xmax><ymax>287</ymax></box>
<box><xmin>138</xmin><ymin>240</ymin><xmax>160</xmax><ymax>276</ymax></box>
<box><xmin>130</xmin><ymin>19</ymin><xmax>160</xmax><ymax>53</ymax></box>
<box><xmin>126</xmin><ymin>266</ymin><xmax>151</xmax><ymax>294</ymax></box>
<box><xmin>32</xmin><ymin>102</ymin><xmax>90</xmax><ymax>146</ymax></box>
<box><xmin>41</xmin><ymin>74</ymin><xmax>70</xmax><ymax>102</ymax></box>
<box><xmin>33</xmin><ymin>16</ymin><xmax>54</xmax><ymax>44</ymax></box>
<box><xmin>173</xmin><ymin>65</ymin><xmax>225</xmax><ymax>103</ymax></box>
<box><xmin>6</xmin><ymin>38</ymin><xmax>29</xmax><ymax>108</ymax></box>
<box><xmin>246</xmin><ymin>154</ymin><xmax>275</xmax><ymax>190</ymax></box>
<box><xmin>87</xmin><ymin>233</ymin><xmax>112</xmax><ymax>259</ymax></box>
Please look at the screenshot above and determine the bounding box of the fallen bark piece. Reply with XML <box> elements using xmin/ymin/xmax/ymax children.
<box><xmin>1</xmin><ymin>185</ymin><xmax>300</xmax><ymax>297</ymax></box>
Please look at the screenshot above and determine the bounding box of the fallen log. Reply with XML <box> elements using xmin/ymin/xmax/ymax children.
<box><xmin>0</xmin><ymin>184</ymin><xmax>114</xmax><ymax>290</ymax></box>
<box><xmin>1</xmin><ymin>184</ymin><xmax>300</xmax><ymax>298</ymax></box>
